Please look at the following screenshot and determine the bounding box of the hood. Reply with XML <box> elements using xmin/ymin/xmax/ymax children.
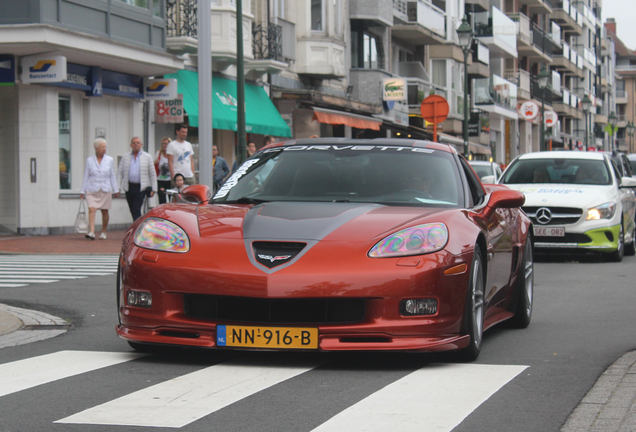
<box><xmin>505</xmin><ymin>184</ymin><xmax>617</xmax><ymax>208</ymax></box>
<box><xmin>198</xmin><ymin>201</ymin><xmax>443</xmax><ymax>241</ymax></box>
<box><xmin>197</xmin><ymin>201</ymin><xmax>445</xmax><ymax>274</ymax></box>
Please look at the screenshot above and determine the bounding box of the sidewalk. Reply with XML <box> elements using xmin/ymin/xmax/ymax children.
<box><xmin>0</xmin><ymin>230</ymin><xmax>127</xmax><ymax>255</ymax></box>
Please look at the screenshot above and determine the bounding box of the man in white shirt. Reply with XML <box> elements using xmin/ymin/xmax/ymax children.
<box><xmin>117</xmin><ymin>137</ymin><xmax>157</xmax><ymax>221</ymax></box>
<box><xmin>167</xmin><ymin>123</ymin><xmax>196</xmax><ymax>185</ymax></box>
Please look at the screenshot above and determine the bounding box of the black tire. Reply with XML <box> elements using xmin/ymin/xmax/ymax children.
<box><xmin>116</xmin><ymin>261</ymin><xmax>122</xmax><ymax>325</ymax></box>
<box><xmin>510</xmin><ymin>237</ymin><xmax>533</xmax><ymax>328</ymax></box>
<box><xmin>625</xmin><ymin>222</ymin><xmax>636</xmax><ymax>256</ymax></box>
<box><xmin>606</xmin><ymin>222</ymin><xmax>624</xmax><ymax>262</ymax></box>
<box><xmin>458</xmin><ymin>247</ymin><xmax>485</xmax><ymax>362</ymax></box>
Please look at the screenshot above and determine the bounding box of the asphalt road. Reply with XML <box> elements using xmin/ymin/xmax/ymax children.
<box><xmin>1</xmin><ymin>253</ymin><xmax>635</xmax><ymax>432</ymax></box>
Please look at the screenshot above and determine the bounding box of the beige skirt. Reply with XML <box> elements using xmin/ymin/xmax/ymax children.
<box><xmin>86</xmin><ymin>190</ymin><xmax>113</xmax><ymax>210</ymax></box>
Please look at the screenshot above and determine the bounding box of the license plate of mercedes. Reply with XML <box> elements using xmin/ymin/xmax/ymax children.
<box><xmin>216</xmin><ymin>325</ymin><xmax>319</xmax><ymax>349</ymax></box>
<box><xmin>533</xmin><ymin>226</ymin><xmax>565</xmax><ymax>237</ymax></box>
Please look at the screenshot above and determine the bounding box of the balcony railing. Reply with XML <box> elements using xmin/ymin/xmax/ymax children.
<box><xmin>531</xmin><ymin>22</ymin><xmax>558</xmax><ymax>57</ymax></box>
<box><xmin>474</xmin><ymin>74</ymin><xmax>518</xmax><ymax>112</ymax></box>
<box><xmin>617</xmin><ymin>89</ymin><xmax>627</xmax><ymax>98</ymax></box>
<box><xmin>406</xmin><ymin>78</ymin><xmax>446</xmax><ymax>106</ymax></box>
<box><xmin>166</xmin><ymin>0</ymin><xmax>197</xmax><ymax>38</ymax></box>
<box><xmin>508</xmin><ymin>12</ymin><xmax>532</xmax><ymax>46</ymax></box>
<box><xmin>474</xmin><ymin>6</ymin><xmax>517</xmax><ymax>52</ymax></box>
<box><xmin>406</xmin><ymin>0</ymin><xmax>446</xmax><ymax>38</ymax></box>
<box><xmin>550</xmin><ymin>22</ymin><xmax>562</xmax><ymax>48</ymax></box>
<box><xmin>531</xmin><ymin>74</ymin><xmax>553</xmax><ymax>105</ymax></box>
<box><xmin>583</xmin><ymin>47</ymin><xmax>597</xmax><ymax>68</ymax></box>
<box><xmin>551</xmin><ymin>70</ymin><xmax>561</xmax><ymax>95</ymax></box>
<box><xmin>253</xmin><ymin>23</ymin><xmax>284</xmax><ymax>62</ymax></box>
<box><xmin>504</xmin><ymin>69</ymin><xmax>530</xmax><ymax>99</ymax></box>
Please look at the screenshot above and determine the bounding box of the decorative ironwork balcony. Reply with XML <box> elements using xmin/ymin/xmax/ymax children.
<box><xmin>252</xmin><ymin>23</ymin><xmax>284</xmax><ymax>62</ymax></box>
<box><xmin>166</xmin><ymin>0</ymin><xmax>197</xmax><ymax>39</ymax></box>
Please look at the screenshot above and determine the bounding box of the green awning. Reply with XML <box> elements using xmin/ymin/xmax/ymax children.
<box><xmin>166</xmin><ymin>69</ymin><xmax>291</xmax><ymax>137</ymax></box>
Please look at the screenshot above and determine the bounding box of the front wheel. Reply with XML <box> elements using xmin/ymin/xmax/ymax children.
<box><xmin>458</xmin><ymin>247</ymin><xmax>485</xmax><ymax>362</ymax></box>
<box><xmin>624</xmin><ymin>222</ymin><xmax>636</xmax><ymax>256</ymax></box>
<box><xmin>606</xmin><ymin>223</ymin><xmax>624</xmax><ymax>262</ymax></box>
<box><xmin>510</xmin><ymin>237</ymin><xmax>533</xmax><ymax>328</ymax></box>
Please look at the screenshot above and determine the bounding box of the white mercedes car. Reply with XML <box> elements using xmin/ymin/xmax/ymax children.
<box><xmin>499</xmin><ymin>151</ymin><xmax>636</xmax><ymax>261</ymax></box>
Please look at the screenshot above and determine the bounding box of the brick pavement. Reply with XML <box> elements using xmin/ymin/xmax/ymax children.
<box><xmin>0</xmin><ymin>230</ymin><xmax>126</xmax><ymax>255</ymax></box>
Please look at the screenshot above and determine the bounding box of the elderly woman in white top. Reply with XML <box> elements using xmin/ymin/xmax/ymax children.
<box><xmin>79</xmin><ymin>138</ymin><xmax>119</xmax><ymax>240</ymax></box>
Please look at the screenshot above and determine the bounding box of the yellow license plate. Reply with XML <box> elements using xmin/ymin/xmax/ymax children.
<box><xmin>216</xmin><ymin>325</ymin><xmax>319</xmax><ymax>349</ymax></box>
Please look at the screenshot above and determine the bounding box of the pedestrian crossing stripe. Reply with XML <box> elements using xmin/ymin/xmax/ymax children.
<box><xmin>0</xmin><ymin>255</ymin><xmax>119</xmax><ymax>286</ymax></box>
<box><xmin>56</xmin><ymin>357</ymin><xmax>327</xmax><ymax>428</ymax></box>
<box><xmin>0</xmin><ymin>351</ymin><xmax>144</xmax><ymax>398</ymax></box>
<box><xmin>309</xmin><ymin>363</ymin><xmax>527</xmax><ymax>432</ymax></box>
<box><xmin>0</xmin><ymin>350</ymin><xmax>529</xmax><ymax>431</ymax></box>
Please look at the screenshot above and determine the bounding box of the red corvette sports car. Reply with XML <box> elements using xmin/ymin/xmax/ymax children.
<box><xmin>117</xmin><ymin>138</ymin><xmax>533</xmax><ymax>360</ymax></box>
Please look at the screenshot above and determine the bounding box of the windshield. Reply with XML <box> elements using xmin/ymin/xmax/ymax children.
<box><xmin>213</xmin><ymin>144</ymin><xmax>464</xmax><ymax>207</ymax></box>
<box><xmin>501</xmin><ymin>158</ymin><xmax>612</xmax><ymax>186</ymax></box>
<box><xmin>469</xmin><ymin>163</ymin><xmax>493</xmax><ymax>180</ymax></box>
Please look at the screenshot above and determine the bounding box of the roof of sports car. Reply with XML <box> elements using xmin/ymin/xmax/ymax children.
<box><xmin>265</xmin><ymin>138</ymin><xmax>456</xmax><ymax>153</ymax></box>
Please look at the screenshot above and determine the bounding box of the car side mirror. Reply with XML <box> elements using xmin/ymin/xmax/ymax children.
<box><xmin>483</xmin><ymin>189</ymin><xmax>525</xmax><ymax>219</ymax></box>
<box><xmin>481</xmin><ymin>175</ymin><xmax>496</xmax><ymax>184</ymax></box>
<box><xmin>620</xmin><ymin>177</ymin><xmax>636</xmax><ymax>189</ymax></box>
<box><xmin>181</xmin><ymin>184</ymin><xmax>211</xmax><ymax>204</ymax></box>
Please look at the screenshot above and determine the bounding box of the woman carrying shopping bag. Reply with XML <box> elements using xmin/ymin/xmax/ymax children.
<box><xmin>79</xmin><ymin>138</ymin><xmax>119</xmax><ymax>240</ymax></box>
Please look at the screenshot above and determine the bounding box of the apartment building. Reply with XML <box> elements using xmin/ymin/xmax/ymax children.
<box><xmin>605</xmin><ymin>18</ymin><xmax>634</xmax><ymax>153</ymax></box>
<box><xmin>0</xmin><ymin>0</ymin><xmax>184</xmax><ymax>234</ymax></box>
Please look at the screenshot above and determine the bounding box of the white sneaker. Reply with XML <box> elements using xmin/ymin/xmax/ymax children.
<box><xmin>99</xmin><ymin>232</ymin><xmax>107</xmax><ymax>240</ymax></box>
<box><xmin>85</xmin><ymin>232</ymin><xmax>95</xmax><ymax>240</ymax></box>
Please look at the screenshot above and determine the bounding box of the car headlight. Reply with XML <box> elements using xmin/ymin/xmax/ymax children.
<box><xmin>133</xmin><ymin>218</ymin><xmax>190</xmax><ymax>253</ymax></box>
<box><xmin>586</xmin><ymin>202</ymin><xmax>616</xmax><ymax>221</ymax></box>
<box><xmin>369</xmin><ymin>223</ymin><xmax>448</xmax><ymax>258</ymax></box>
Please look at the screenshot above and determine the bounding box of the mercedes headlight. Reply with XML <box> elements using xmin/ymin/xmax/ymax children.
<box><xmin>369</xmin><ymin>223</ymin><xmax>448</xmax><ymax>258</ymax></box>
<box><xmin>586</xmin><ymin>202</ymin><xmax>616</xmax><ymax>221</ymax></box>
<box><xmin>133</xmin><ymin>218</ymin><xmax>190</xmax><ymax>253</ymax></box>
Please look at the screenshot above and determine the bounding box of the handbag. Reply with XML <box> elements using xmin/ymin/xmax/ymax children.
<box><xmin>74</xmin><ymin>199</ymin><xmax>89</xmax><ymax>233</ymax></box>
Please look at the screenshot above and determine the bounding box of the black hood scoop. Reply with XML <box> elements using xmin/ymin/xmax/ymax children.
<box><xmin>252</xmin><ymin>241</ymin><xmax>307</xmax><ymax>269</ymax></box>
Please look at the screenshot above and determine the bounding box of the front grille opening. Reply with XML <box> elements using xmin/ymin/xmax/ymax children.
<box><xmin>605</xmin><ymin>231</ymin><xmax>614</xmax><ymax>242</ymax></box>
<box><xmin>339</xmin><ymin>336</ymin><xmax>392</xmax><ymax>343</ymax></box>
<box><xmin>158</xmin><ymin>330</ymin><xmax>200</xmax><ymax>339</ymax></box>
<box><xmin>184</xmin><ymin>294</ymin><xmax>366</xmax><ymax>324</ymax></box>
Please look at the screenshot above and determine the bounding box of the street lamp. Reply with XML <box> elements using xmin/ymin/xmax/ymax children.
<box><xmin>457</xmin><ymin>15</ymin><xmax>474</xmax><ymax>158</ymax></box>
<box><xmin>608</xmin><ymin>111</ymin><xmax>618</xmax><ymax>153</ymax></box>
<box><xmin>581</xmin><ymin>94</ymin><xmax>592</xmax><ymax>151</ymax></box>
<box><xmin>537</xmin><ymin>66</ymin><xmax>550</xmax><ymax>152</ymax></box>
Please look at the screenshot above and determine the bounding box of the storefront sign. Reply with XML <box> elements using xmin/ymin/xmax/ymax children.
<box><xmin>394</xmin><ymin>101</ymin><xmax>409</xmax><ymax>126</ymax></box>
<box><xmin>518</xmin><ymin>101</ymin><xmax>539</xmax><ymax>120</ymax></box>
<box><xmin>21</xmin><ymin>55</ymin><xmax>67</xmax><ymax>83</ymax></box>
<box><xmin>0</xmin><ymin>55</ymin><xmax>15</xmax><ymax>86</ymax></box>
<box><xmin>383</xmin><ymin>78</ymin><xmax>407</xmax><ymax>101</ymax></box>
<box><xmin>144</xmin><ymin>78</ymin><xmax>177</xmax><ymax>100</ymax></box>
<box><xmin>155</xmin><ymin>94</ymin><xmax>184</xmax><ymax>123</ymax></box>
<box><xmin>544</xmin><ymin>111</ymin><xmax>558</xmax><ymax>128</ymax></box>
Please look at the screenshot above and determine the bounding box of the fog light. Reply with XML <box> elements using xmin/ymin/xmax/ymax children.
<box><xmin>401</xmin><ymin>299</ymin><xmax>437</xmax><ymax>316</ymax></box>
<box><xmin>126</xmin><ymin>290</ymin><xmax>152</xmax><ymax>308</ymax></box>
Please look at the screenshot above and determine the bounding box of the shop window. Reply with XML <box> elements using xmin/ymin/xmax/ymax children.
<box><xmin>59</xmin><ymin>97</ymin><xmax>71</xmax><ymax>190</ymax></box>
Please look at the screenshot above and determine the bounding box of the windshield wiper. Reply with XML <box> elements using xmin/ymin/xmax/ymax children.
<box><xmin>230</xmin><ymin>197</ymin><xmax>269</xmax><ymax>204</ymax></box>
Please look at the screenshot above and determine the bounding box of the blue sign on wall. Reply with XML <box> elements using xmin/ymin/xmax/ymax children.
<box><xmin>0</xmin><ymin>55</ymin><xmax>15</xmax><ymax>86</ymax></box>
<box><xmin>48</xmin><ymin>63</ymin><xmax>142</xmax><ymax>99</ymax></box>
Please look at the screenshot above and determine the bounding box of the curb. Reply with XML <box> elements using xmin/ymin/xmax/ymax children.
<box><xmin>561</xmin><ymin>350</ymin><xmax>636</xmax><ymax>431</ymax></box>
<box><xmin>0</xmin><ymin>303</ymin><xmax>70</xmax><ymax>349</ymax></box>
